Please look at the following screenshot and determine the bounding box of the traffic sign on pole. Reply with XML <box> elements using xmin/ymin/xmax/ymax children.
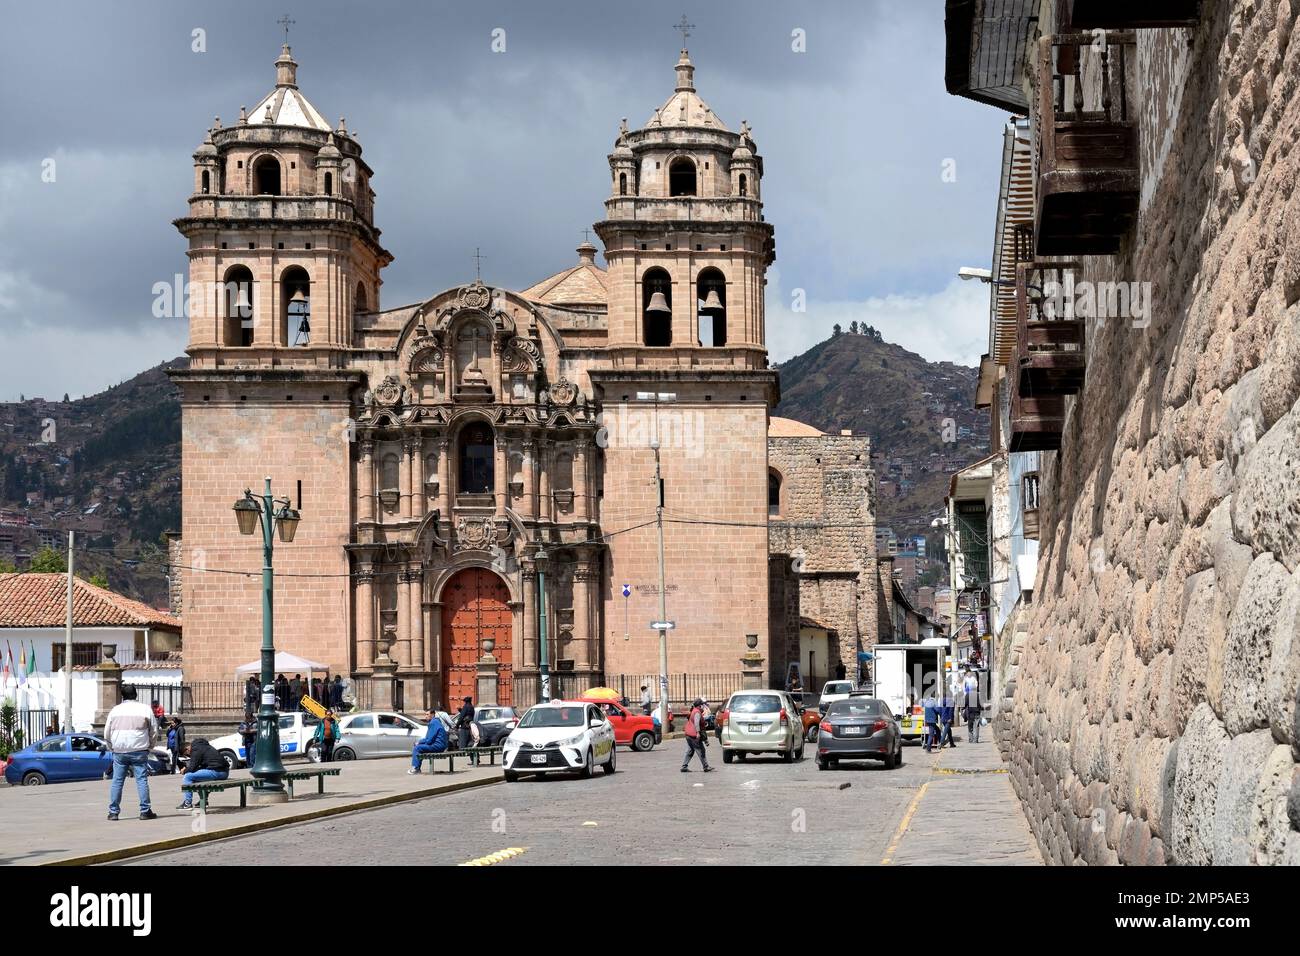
<box><xmin>650</xmin><ymin>621</ymin><xmax>675</xmax><ymax>631</ymax></box>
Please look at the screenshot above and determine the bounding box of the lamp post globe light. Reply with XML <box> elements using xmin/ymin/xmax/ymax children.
<box><xmin>231</xmin><ymin>476</ymin><xmax>301</xmax><ymax>802</ymax></box>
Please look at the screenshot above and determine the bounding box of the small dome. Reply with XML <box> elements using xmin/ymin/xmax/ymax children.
<box><xmin>731</xmin><ymin>142</ymin><xmax>753</xmax><ymax>162</ymax></box>
<box><xmin>194</xmin><ymin>132</ymin><xmax>218</xmax><ymax>158</ymax></box>
<box><xmin>318</xmin><ymin>132</ymin><xmax>341</xmax><ymax>159</ymax></box>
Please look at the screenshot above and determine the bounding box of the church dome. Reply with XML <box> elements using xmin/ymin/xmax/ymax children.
<box><xmin>245</xmin><ymin>45</ymin><xmax>332</xmax><ymax>131</ymax></box>
<box><xmin>194</xmin><ymin>131</ymin><xmax>218</xmax><ymax>158</ymax></box>
<box><xmin>646</xmin><ymin>49</ymin><xmax>728</xmax><ymax>130</ymax></box>
<box><xmin>318</xmin><ymin>132</ymin><xmax>342</xmax><ymax>159</ymax></box>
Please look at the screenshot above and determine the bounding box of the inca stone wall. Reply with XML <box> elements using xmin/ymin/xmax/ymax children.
<box><xmin>1002</xmin><ymin>2</ymin><xmax>1300</xmax><ymax>865</ymax></box>
<box><xmin>768</xmin><ymin>430</ymin><xmax>877</xmax><ymax>673</ymax></box>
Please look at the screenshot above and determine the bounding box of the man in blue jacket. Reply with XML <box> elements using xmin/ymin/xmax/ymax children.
<box><xmin>922</xmin><ymin>696</ymin><xmax>939</xmax><ymax>753</ymax></box>
<box><xmin>408</xmin><ymin>710</ymin><xmax>448</xmax><ymax>774</ymax></box>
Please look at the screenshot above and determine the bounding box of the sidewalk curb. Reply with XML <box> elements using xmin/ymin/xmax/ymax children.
<box><xmin>43</xmin><ymin>772</ymin><xmax>504</xmax><ymax>867</ymax></box>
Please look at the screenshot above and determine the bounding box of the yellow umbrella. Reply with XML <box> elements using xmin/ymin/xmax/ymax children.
<box><xmin>584</xmin><ymin>686</ymin><xmax>621</xmax><ymax>700</ymax></box>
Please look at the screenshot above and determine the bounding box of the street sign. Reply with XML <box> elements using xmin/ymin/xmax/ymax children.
<box><xmin>650</xmin><ymin>621</ymin><xmax>675</xmax><ymax>630</ymax></box>
<box><xmin>622</xmin><ymin>584</ymin><xmax>631</xmax><ymax>598</ymax></box>
<box><xmin>299</xmin><ymin>695</ymin><xmax>327</xmax><ymax>719</ymax></box>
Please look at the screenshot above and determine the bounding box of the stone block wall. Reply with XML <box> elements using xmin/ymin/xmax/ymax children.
<box><xmin>1002</xmin><ymin>2</ymin><xmax>1300</xmax><ymax>865</ymax></box>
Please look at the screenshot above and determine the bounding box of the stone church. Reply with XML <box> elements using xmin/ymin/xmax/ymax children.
<box><xmin>170</xmin><ymin>42</ymin><xmax>874</xmax><ymax>708</ymax></box>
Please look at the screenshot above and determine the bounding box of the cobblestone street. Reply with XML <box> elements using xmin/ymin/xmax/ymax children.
<box><xmin>131</xmin><ymin>737</ymin><xmax>1040</xmax><ymax>866</ymax></box>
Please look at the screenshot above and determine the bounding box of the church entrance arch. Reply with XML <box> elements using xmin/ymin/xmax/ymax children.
<box><xmin>440</xmin><ymin>567</ymin><xmax>512</xmax><ymax>707</ymax></box>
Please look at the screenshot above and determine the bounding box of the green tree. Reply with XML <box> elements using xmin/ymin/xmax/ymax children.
<box><xmin>28</xmin><ymin>547</ymin><xmax>67</xmax><ymax>573</ymax></box>
<box><xmin>0</xmin><ymin>557</ymin><xmax>17</xmax><ymax>573</ymax></box>
<box><xmin>88</xmin><ymin>572</ymin><xmax>109</xmax><ymax>588</ymax></box>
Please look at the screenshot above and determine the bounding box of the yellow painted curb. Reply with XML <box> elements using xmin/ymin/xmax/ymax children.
<box><xmin>880</xmin><ymin>781</ymin><xmax>929</xmax><ymax>865</ymax></box>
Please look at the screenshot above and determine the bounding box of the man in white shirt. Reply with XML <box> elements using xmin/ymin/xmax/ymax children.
<box><xmin>104</xmin><ymin>686</ymin><xmax>158</xmax><ymax>821</ymax></box>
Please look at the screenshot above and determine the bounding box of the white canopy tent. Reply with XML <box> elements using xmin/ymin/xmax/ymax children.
<box><xmin>234</xmin><ymin>651</ymin><xmax>330</xmax><ymax>676</ymax></box>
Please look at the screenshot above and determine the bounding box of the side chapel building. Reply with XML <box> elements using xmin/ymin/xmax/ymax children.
<box><xmin>170</xmin><ymin>41</ymin><xmax>878</xmax><ymax>707</ymax></box>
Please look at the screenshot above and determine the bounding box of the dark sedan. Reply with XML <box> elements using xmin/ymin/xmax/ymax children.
<box><xmin>472</xmin><ymin>706</ymin><xmax>520</xmax><ymax>746</ymax></box>
<box><xmin>4</xmin><ymin>733</ymin><xmax>169</xmax><ymax>786</ymax></box>
<box><xmin>815</xmin><ymin>697</ymin><xmax>902</xmax><ymax>770</ymax></box>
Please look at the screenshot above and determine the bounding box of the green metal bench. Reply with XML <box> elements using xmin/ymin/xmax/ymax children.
<box><xmin>180</xmin><ymin>778</ymin><xmax>253</xmax><ymax>813</ymax></box>
<box><xmin>420</xmin><ymin>746</ymin><xmax>504</xmax><ymax>772</ymax></box>
<box><xmin>284</xmin><ymin>767</ymin><xmax>341</xmax><ymax>798</ymax></box>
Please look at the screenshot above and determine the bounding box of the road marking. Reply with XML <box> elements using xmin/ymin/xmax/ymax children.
<box><xmin>880</xmin><ymin>782</ymin><xmax>929</xmax><ymax>865</ymax></box>
<box><xmin>582</xmin><ymin>821</ymin><xmax>599</xmax><ymax>827</ymax></box>
<box><xmin>934</xmin><ymin>767</ymin><xmax>1007</xmax><ymax>775</ymax></box>
<box><xmin>459</xmin><ymin>847</ymin><xmax>527</xmax><ymax>867</ymax></box>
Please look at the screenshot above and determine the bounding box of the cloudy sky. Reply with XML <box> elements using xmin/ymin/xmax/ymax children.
<box><xmin>0</xmin><ymin>0</ymin><xmax>1005</xmax><ymax>401</ymax></box>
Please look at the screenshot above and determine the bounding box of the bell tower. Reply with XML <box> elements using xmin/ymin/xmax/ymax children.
<box><xmin>595</xmin><ymin>47</ymin><xmax>775</xmax><ymax>368</ymax></box>
<box><xmin>175</xmin><ymin>43</ymin><xmax>392</xmax><ymax>366</ymax></box>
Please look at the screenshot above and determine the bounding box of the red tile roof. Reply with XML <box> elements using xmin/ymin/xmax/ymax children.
<box><xmin>0</xmin><ymin>574</ymin><xmax>181</xmax><ymax>632</ymax></box>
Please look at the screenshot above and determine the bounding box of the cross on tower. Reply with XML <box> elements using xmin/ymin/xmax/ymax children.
<box><xmin>277</xmin><ymin>13</ymin><xmax>295</xmax><ymax>45</ymax></box>
<box><xmin>581</xmin><ymin>228</ymin><xmax>591</xmax><ymax>243</ymax></box>
<box><xmin>472</xmin><ymin>247</ymin><xmax>485</xmax><ymax>281</ymax></box>
<box><xmin>674</xmin><ymin>14</ymin><xmax>694</xmax><ymax>47</ymax></box>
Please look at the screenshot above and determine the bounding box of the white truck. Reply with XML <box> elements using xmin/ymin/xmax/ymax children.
<box><xmin>870</xmin><ymin>641</ymin><xmax>948</xmax><ymax>741</ymax></box>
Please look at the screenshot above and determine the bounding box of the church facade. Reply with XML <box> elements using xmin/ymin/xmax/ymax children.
<box><xmin>169</xmin><ymin>42</ymin><xmax>803</xmax><ymax>708</ymax></box>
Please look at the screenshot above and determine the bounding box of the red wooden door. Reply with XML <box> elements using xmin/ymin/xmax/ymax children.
<box><xmin>441</xmin><ymin>568</ymin><xmax>513</xmax><ymax>707</ymax></box>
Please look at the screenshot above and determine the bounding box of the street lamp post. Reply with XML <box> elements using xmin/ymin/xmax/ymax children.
<box><xmin>233</xmin><ymin>477</ymin><xmax>301</xmax><ymax>802</ymax></box>
<box><xmin>535</xmin><ymin>548</ymin><xmax>550</xmax><ymax>702</ymax></box>
<box><xmin>636</xmin><ymin>391</ymin><xmax>676</xmax><ymax>731</ymax></box>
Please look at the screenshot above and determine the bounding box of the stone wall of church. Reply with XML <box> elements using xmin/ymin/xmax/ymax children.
<box><xmin>177</xmin><ymin>389</ymin><xmax>354</xmax><ymax>684</ymax></box>
<box><xmin>1003</xmin><ymin>3</ymin><xmax>1300</xmax><ymax>865</ymax></box>
<box><xmin>768</xmin><ymin>431</ymin><xmax>877</xmax><ymax>671</ymax></box>
<box><xmin>601</xmin><ymin>391</ymin><xmax>771</xmax><ymax>677</ymax></box>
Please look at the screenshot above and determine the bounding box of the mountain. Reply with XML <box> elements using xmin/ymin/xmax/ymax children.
<box><xmin>774</xmin><ymin>326</ymin><xmax>991</xmax><ymax>558</ymax></box>
<box><xmin>0</xmin><ymin>329</ymin><xmax>988</xmax><ymax>606</ymax></box>
<box><xmin>0</xmin><ymin>360</ymin><xmax>188</xmax><ymax>606</ymax></box>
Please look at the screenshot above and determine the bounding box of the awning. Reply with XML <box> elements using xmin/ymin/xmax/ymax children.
<box><xmin>234</xmin><ymin>651</ymin><xmax>330</xmax><ymax>676</ymax></box>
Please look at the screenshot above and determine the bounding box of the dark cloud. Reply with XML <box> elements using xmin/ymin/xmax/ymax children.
<box><xmin>0</xmin><ymin>0</ymin><xmax>1002</xmax><ymax>400</ymax></box>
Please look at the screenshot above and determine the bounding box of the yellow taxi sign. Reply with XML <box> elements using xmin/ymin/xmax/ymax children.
<box><xmin>299</xmin><ymin>695</ymin><xmax>327</xmax><ymax>719</ymax></box>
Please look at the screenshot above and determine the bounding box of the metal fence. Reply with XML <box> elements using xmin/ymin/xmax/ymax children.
<box><xmin>178</xmin><ymin>680</ymin><xmax>247</xmax><ymax>712</ymax></box>
<box><xmin>512</xmin><ymin>673</ymin><xmax>592</xmax><ymax>708</ymax></box>
<box><xmin>16</xmin><ymin>708</ymin><xmax>61</xmax><ymax>746</ymax></box>
<box><xmin>124</xmin><ymin>682</ymin><xmax>185</xmax><ymax>716</ymax></box>
<box><xmin>352</xmin><ymin>677</ymin><xmax>405</xmax><ymax>713</ymax></box>
<box><xmin>608</xmin><ymin>673</ymin><xmax>746</xmax><ymax>708</ymax></box>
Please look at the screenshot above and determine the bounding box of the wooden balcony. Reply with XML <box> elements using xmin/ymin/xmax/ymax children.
<box><xmin>1016</xmin><ymin>261</ymin><xmax>1086</xmax><ymax>396</ymax></box>
<box><xmin>1067</xmin><ymin>1</ymin><xmax>1201</xmax><ymax>29</ymax></box>
<box><xmin>1010</xmin><ymin>390</ymin><xmax>1067</xmax><ymax>452</ymax></box>
<box><xmin>1022</xmin><ymin>471</ymin><xmax>1041</xmax><ymax>540</ymax></box>
<box><xmin>1035</xmin><ymin>33</ymin><xmax>1139</xmax><ymax>257</ymax></box>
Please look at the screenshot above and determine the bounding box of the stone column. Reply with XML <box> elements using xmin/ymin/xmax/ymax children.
<box><xmin>521</xmin><ymin>564</ymin><xmax>538</xmax><ymax>667</ymax></box>
<box><xmin>494</xmin><ymin>435</ymin><xmax>509</xmax><ymax>517</ymax></box>
<box><xmin>427</xmin><ymin>599</ymin><xmax>443</xmax><ymax>707</ymax></box>
<box><xmin>408</xmin><ymin>566</ymin><xmax>425</xmax><ymax>670</ymax></box>
<box><xmin>522</xmin><ymin>438</ymin><xmax>537</xmax><ymax>520</ymax></box>
<box><xmin>438</xmin><ymin>437</ymin><xmax>453</xmax><ymax>517</ymax></box>
<box><xmin>412</xmin><ymin>435</ymin><xmax>426</xmax><ymax>519</ymax></box>
<box><xmin>477</xmin><ymin>643</ymin><xmax>500</xmax><ymax>707</ymax></box>
<box><xmin>93</xmin><ymin>660</ymin><xmax>123</xmax><ymax>729</ymax></box>
<box><xmin>741</xmin><ymin>634</ymin><xmax>765</xmax><ymax>691</ymax></box>
<box><xmin>356</xmin><ymin>564</ymin><xmax>375</xmax><ymax>671</ymax></box>
<box><xmin>573</xmin><ymin>558</ymin><xmax>596</xmax><ymax>669</ymax></box>
<box><xmin>574</xmin><ymin>438</ymin><xmax>590</xmax><ymax>523</ymax></box>
<box><xmin>359</xmin><ymin>441</ymin><xmax>375</xmax><ymax>526</ymax></box>
<box><xmin>401</xmin><ymin>437</ymin><xmax>415</xmax><ymax>520</ymax></box>
<box><xmin>396</xmin><ymin>567</ymin><xmax>412</xmax><ymax>669</ymax></box>
<box><xmin>538</xmin><ymin>440</ymin><xmax>552</xmax><ymax>524</ymax></box>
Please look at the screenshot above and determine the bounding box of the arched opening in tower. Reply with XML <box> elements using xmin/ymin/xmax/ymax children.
<box><xmin>253</xmin><ymin>156</ymin><xmax>282</xmax><ymax>195</ymax></box>
<box><xmin>669</xmin><ymin>157</ymin><xmax>697</xmax><ymax>197</ymax></box>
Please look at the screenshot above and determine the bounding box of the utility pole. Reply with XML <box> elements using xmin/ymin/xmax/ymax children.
<box><xmin>653</xmin><ymin>436</ymin><xmax>668</xmax><ymax>730</ymax></box>
<box><xmin>62</xmin><ymin>530</ymin><xmax>74</xmax><ymax>734</ymax></box>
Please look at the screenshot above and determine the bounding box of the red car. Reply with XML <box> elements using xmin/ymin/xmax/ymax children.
<box><xmin>578</xmin><ymin>697</ymin><xmax>662</xmax><ymax>751</ymax></box>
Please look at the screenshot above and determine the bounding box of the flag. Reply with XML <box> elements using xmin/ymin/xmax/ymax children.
<box><xmin>17</xmin><ymin>642</ymin><xmax>27</xmax><ymax>685</ymax></box>
<box><xmin>27</xmin><ymin>641</ymin><xmax>37</xmax><ymax>677</ymax></box>
<box><xmin>1</xmin><ymin>643</ymin><xmax>10</xmax><ymax>687</ymax></box>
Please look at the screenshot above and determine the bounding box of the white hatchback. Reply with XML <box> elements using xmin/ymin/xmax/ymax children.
<box><xmin>502</xmin><ymin>701</ymin><xmax>616</xmax><ymax>782</ymax></box>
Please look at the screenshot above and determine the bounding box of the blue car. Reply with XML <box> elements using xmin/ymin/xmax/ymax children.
<box><xmin>3</xmin><ymin>733</ymin><xmax>169</xmax><ymax>786</ymax></box>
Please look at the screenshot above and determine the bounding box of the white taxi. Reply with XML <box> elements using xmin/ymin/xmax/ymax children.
<box><xmin>502</xmin><ymin>700</ymin><xmax>616</xmax><ymax>782</ymax></box>
<box><xmin>209</xmin><ymin>712</ymin><xmax>319</xmax><ymax>769</ymax></box>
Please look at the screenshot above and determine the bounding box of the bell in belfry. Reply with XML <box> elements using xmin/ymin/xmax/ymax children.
<box><xmin>233</xmin><ymin>287</ymin><xmax>253</xmax><ymax>318</ymax></box>
<box><xmin>700</xmin><ymin>288</ymin><xmax>724</xmax><ymax>313</ymax></box>
<box><xmin>646</xmin><ymin>290</ymin><xmax>671</xmax><ymax>313</ymax></box>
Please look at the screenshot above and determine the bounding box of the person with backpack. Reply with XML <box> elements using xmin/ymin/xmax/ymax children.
<box><xmin>238</xmin><ymin>711</ymin><xmax>258</xmax><ymax>769</ymax></box>
<box><xmin>680</xmin><ymin>698</ymin><xmax>713</xmax><ymax>773</ymax></box>
<box><xmin>176</xmin><ymin>737</ymin><xmax>230</xmax><ymax>810</ymax></box>
<box><xmin>314</xmin><ymin>710</ymin><xmax>339</xmax><ymax>762</ymax></box>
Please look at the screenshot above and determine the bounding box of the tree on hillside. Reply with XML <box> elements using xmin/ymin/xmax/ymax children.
<box><xmin>832</xmin><ymin>324</ymin><xmax>842</xmax><ymax>336</ymax></box>
<box><xmin>28</xmin><ymin>547</ymin><xmax>67</xmax><ymax>573</ymax></box>
<box><xmin>88</xmin><ymin>572</ymin><xmax>109</xmax><ymax>589</ymax></box>
<box><xmin>0</xmin><ymin>557</ymin><xmax>17</xmax><ymax>573</ymax></box>
<box><xmin>849</xmin><ymin>321</ymin><xmax>859</xmax><ymax>334</ymax></box>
